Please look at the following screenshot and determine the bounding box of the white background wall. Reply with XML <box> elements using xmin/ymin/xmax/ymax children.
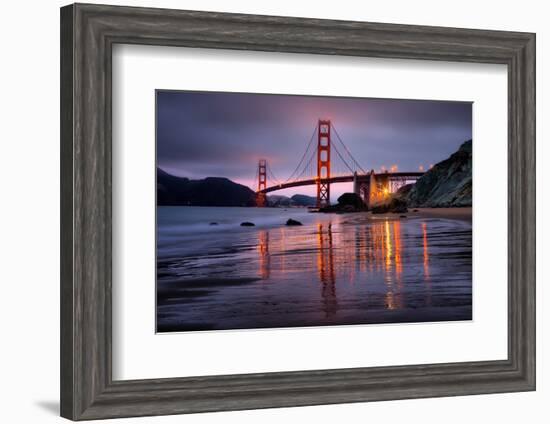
<box><xmin>0</xmin><ymin>0</ymin><xmax>546</xmax><ymax>423</ymax></box>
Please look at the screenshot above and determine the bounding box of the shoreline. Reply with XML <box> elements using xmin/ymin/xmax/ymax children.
<box><xmin>330</xmin><ymin>207</ymin><xmax>472</xmax><ymax>222</ymax></box>
<box><xmin>156</xmin><ymin>205</ymin><xmax>472</xmax><ymax>229</ymax></box>
<box><xmin>403</xmin><ymin>207</ymin><xmax>472</xmax><ymax>222</ymax></box>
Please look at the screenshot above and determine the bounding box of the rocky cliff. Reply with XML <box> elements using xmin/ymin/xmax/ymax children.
<box><xmin>407</xmin><ymin>140</ymin><xmax>472</xmax><ymax>208</ymax></box>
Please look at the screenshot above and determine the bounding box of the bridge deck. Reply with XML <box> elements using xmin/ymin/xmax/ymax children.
<box><xmin>259</xmin><ymin>172</ymin><xmax>424</xmax><ymax>194</ymax></box>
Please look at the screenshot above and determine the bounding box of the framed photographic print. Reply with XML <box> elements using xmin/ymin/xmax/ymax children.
<box><xmin>60</xmin><ymin>3</ymin><xmax>535</xmax><ymax>420</ymax></box>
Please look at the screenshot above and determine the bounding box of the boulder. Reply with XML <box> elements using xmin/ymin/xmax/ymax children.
<box><xmin>337</xmin><ymin>192</ymin><xmax>366</xmax><ymax>210</ymax></box>
<box><xmin>319</xmin><ymin>192</ymin><xmax>367</xmax><ymax>213</ymax></box>
<box><xmin>285</xmin><ymin>218</ymin><xmax>303</xmax><ymax>226</ymax></box>
<box><xmin>371</xmin><ymin>197</ymin><xmax>408</xmax><ymax>214</ymax></box>
<box><xmin>371</xmin><ymin>204</ymin><xmax>390</xmax><ymax>214</ymax></box>
<box><xmin>240</xmin><ymin>222</ymin><xmax>255</xmax><ymax>227</ymax></box>
<box><xmin>389</xmin><ymin>198</ymin><xmax>408</xmax><ymax>214</ymax></box>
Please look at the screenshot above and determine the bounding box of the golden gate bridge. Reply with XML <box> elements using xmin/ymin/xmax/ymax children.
<box><xmin>252</xmin><ymin>119</ymin><xmax>425</xmax><ymax>209</ymax></box>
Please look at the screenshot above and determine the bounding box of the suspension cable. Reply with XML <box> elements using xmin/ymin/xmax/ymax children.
<box><xmin>331</xmin><ymin>123</ymin><xmax>367</xmax><ymax>174</ymax></box>
<box><xmin>284</xmin><ymin>124</ymin><xmax>318</xmax><ymax>183</ymax></box>
<box><xmin>295</xmin><ymin>147</ymin><xmax>317</xmax><ymax>181</ymax></box>
<box><xmin>250</xmin><ymin>167</ymin><xmax>259</xmax><ymax>191</ymax></box>
<box><xmin>332</xmin><ymin>142</ymin><xmax>355</xmax><ymax>174</ymax></box>
<box><xmin>266</xmin><ymin>163</ymin><xmax>282</xmax><ymax>186</ymax></box>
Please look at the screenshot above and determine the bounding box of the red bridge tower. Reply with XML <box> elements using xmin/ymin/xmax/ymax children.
<box><xmin>257</xmin><ymin>158</ymin><xmax>267</xmax><ymax>207</ymax></box>
<box><xmin>316</xmin><ymin>120</ymin><xmax>331</xmax><ymax>208</ymax></box>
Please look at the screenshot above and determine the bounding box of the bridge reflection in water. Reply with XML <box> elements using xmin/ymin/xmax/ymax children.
<box><xmin>156</xmin><ymin>206</ymin><xmax>472</xmax><ymax>331</ymax></box>
<box><xmin>256</xmin><ymin>217</ymin><xmax>432</xmax><ymax>315</ymax></box>
<box><xmin>257</xmin><ymin>230</ymin><xmax>270</xmax><ymax>280</ymax></box>
<box><xmin>317</xmin><ymin>223</ymin><xmax>337</xmax><ymax>317</ymax></box>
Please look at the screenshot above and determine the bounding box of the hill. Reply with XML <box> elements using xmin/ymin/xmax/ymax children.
<box><xmin>157</xmin><ymin>168</ymin><xmax>256</xmax><ymax>207</ymax></box>
<box><xmin>267</xmin><ymin>195</ymin><xmax>292</xmax><ymax>207</ymax></box>
<box><xmin>290</xmin><ymin>194</ymin><xmax>317</xmax><ymax>207</ymax></box>
<box><xmin>406</xmin><ymin>140</ymin><xmax>472</xmax><ymax>207</ymax></box>
<box><xmin>267</xmin><ymin>194</ymin><xmax>317</xmax><ymax>207</ymax></box>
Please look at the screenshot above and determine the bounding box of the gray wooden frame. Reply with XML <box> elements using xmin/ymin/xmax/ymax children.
<box><xmin>60</xmin><ymin>3</ymin><xmax>536</xmax><ymax>421</ymax></box>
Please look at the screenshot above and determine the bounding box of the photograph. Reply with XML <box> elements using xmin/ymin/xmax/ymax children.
<box><xmin>156</xmin><ymin>91</ymin><xmax>473</xmax><ymax>332</ymax></box>
<box><xmin>0</xmin><ymin>0</ymin><xmax>541</xmax><ymax>422</ymax></box>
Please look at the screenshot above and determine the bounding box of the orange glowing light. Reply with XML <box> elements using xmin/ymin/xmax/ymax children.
<box><xmin>384</xmin><ymin>220</ymin><xmax>392</xmax><ymax>270</ymax></box>
<box><xmin>393</xmin><ymin>221</ymin><xmax>402</xmax><ymax>277</ymax></box>
<box><xmin>386</xmin><ymin>292</ymin><xmax>396</xmax><ymax>310</ymax></box>
<box><xmin>257</xmin><ymin>231</ymin><xmax>270</xmax><ymax>279</ymax></box>
<box><xmin>419</xmin><ymin>165</ymin><xmax>425</xmax><ymax>172</ymax></box>
<box><xmin>422</xmin><ymin>222</ymin><xmax>430</xmax><ymax>279</ymax></box>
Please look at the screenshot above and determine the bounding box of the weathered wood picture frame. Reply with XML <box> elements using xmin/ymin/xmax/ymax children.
<box><xmin>60</xmin><ymin>3</ymin><xmax>535</xmax><ymax>420</ymax></box>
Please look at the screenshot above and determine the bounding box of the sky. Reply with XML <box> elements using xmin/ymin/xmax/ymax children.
<box><xmin>157</xmin><ymin>90</ymin><xmax>472</xmax><ymax>199</ymax></box>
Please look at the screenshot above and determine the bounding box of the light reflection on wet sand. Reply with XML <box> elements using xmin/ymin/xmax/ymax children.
<box><xmin>157</xmin><ymin>207</ymin><xmax>472</xmax><ymax>332</ymax></box>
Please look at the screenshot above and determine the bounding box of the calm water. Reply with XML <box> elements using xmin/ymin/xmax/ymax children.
<box><xmin>157</xmin><ymin>206</ymin><xmax>472</xmax><ymax>332</ymax></box>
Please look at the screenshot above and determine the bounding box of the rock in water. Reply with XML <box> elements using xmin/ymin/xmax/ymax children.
<box><xmin>286</xmin><ymin>218</ymin><xmax>303</xmax><ymax>226</ymax></box>
<box><xmin>240</xmin><ymin>222</ymin><xmax>255</xmax><ymax>227</ymax></box>
<box><xmin>407</xmin><ymin>140</ymin><xmax>472</xmax><ymax>208</ymax></box>
<box><xmin>209</xmin><ymin>222</ymin><xmax>219</xmax><ymax>225</ymax></box>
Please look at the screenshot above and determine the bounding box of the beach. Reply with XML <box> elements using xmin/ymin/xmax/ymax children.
<box><xmin>400</xmin><ymin>207</ymin><xmax>472</xmax><ymax>221</ymax></box>
<box><xmin>157</xmin><ymin>206</ymin><xmax>472</xmax><ymax>332</ymax></box>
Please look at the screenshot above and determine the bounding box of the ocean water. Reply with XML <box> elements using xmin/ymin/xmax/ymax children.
<box><xmin>157</xmin><ymin>206</ymin><xmax>472</xmax><ymax>332</ymax></box>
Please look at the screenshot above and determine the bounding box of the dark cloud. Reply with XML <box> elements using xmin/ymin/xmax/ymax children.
<box><xmin>157</xmin><ymin>90</ymin><xmax>472</xmax><ymax>192</ymax></box>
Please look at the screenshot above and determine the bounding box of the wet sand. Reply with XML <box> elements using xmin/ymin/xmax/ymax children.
<box><xmin>408</xmin><ymin>207</ymin><xmax>472</xmax><ymax>221</ymax></box>
<box><xmin>365</xmin><ymin>207</ymin><xmax>472</xmax><ymax>222</ymax></box>
<box><xmin>157</xmin><ymin>206</ymin><xmax>472</xmax><ymax>333</ymax></box>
